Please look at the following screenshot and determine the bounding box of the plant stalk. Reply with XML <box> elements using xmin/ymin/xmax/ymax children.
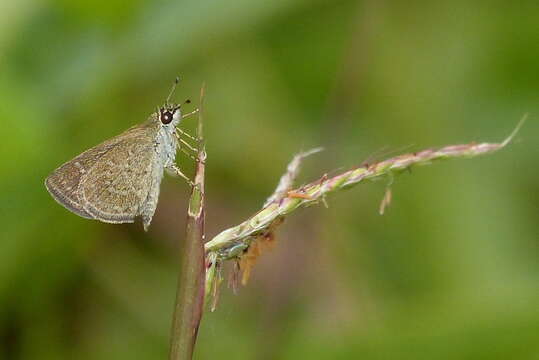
<box><xmin>169</xmin><ymin>85</ymin><xmax>207</xmax><ymax>360</ymax></box>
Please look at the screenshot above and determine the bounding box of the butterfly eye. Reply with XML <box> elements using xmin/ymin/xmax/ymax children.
<box><xmin>161</xmin><ymin>110</ymin><xmax>174</xmax><ymax>124</ymax></box>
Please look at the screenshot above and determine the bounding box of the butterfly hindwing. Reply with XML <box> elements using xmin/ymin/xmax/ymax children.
<box><xmin>45</xmin><ymin>137</ymin><xmax>124</xmax><ymax>219</ymax></box>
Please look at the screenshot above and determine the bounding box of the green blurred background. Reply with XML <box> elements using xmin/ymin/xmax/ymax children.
<box><xmin>1</xmin><ymin>0</ymin><xmax>538</xmax><ymax>359</ymax></box>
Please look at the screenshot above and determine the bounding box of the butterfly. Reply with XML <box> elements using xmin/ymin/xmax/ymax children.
<box><xmin>45</xmin><ymin>78</ymin><xmax>196</xmax><ymax>231</ymax></box>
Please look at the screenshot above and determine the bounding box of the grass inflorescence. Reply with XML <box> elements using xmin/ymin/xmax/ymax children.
<box><xmin>204</xmin><ymin>117</ymin><xmax>526</xmax><ymax>309</ymax></box>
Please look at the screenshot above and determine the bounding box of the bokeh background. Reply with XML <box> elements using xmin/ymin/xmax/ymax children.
<box><xmin>1</xmin><ymin>1</ymin><xmax>538</xmax><ymax>359</ymax></box>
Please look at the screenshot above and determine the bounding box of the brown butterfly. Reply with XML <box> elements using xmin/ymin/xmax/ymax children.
<box><xmin>45</xmin><ymin>79</ymin><xmax>195</xmax><ymax>230</ymax></box>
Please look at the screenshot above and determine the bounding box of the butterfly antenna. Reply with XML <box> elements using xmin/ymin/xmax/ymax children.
<box><xmin>166</xmin><ymin>76</ymin><xmax>181</xmax><ymax>104</ymax></box>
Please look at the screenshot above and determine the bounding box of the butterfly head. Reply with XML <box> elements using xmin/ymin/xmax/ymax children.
<box><xmin>159</xmin><ymin>104</ymin><xmax>182</xmax><ymax>126</ymax></box>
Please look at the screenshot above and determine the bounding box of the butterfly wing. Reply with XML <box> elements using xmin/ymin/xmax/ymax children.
<box><xmin>45</xmin><ymin>123</ymin><xmax>159</xmax><ymax>225</ymax></box>
<box><xmin>79</xmin><ymin>133</ymin><xmax>157</xmax><ymax>224</ymax></box>
<box><xmin>45</xmin><ymin>135</ymin><xmax>125</xmax><ymax>219</ymax></box>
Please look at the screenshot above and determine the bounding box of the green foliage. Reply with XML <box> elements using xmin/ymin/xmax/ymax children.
<box><xmin>0</xmin><ymin>1</ymin><xmax>538</xmax><ymax>359</ymax></box>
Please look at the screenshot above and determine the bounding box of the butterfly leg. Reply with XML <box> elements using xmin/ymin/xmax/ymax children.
<box><xmin>174</xmin><ymin>130</ymin><xmax>198</xmax><ymax>151</ymax></box>
<box><xmin>179</xmin><ymin>137</ymin><xmax>198</xmax><ymax>153</ymax></box>
<box><xmin>174</xmin><ymin>131</ymin><xmax>205</xmax><ymax>164</ymax></box>
<box><xmin>168</xmin><ymin>163</ymin><xmax>194</xmax><ymax>186</ymax></box>
<box><xmin>179</xmin><ymin>147</ymin><xmax>198</xmax><ymax>162</ymax></box>
<box><xmin>179</xmin><ymin>146</ymin><xmax>206</xmax><ymax>165</ymax></box>
<box><xmin>181</xmin><ymin>108</ymin><xmax>199</xmax><ymax>120</ymax></box>
<box><xmin>176</xmin><ymin>127</ymin><xmax>198</xmax><ymax>142</ymax></box>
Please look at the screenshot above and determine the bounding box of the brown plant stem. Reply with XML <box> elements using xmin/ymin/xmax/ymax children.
<box><xmin>169</xmin><ymin>85</ymin><xmax>207</xmax><ymax>360</ymax></box>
